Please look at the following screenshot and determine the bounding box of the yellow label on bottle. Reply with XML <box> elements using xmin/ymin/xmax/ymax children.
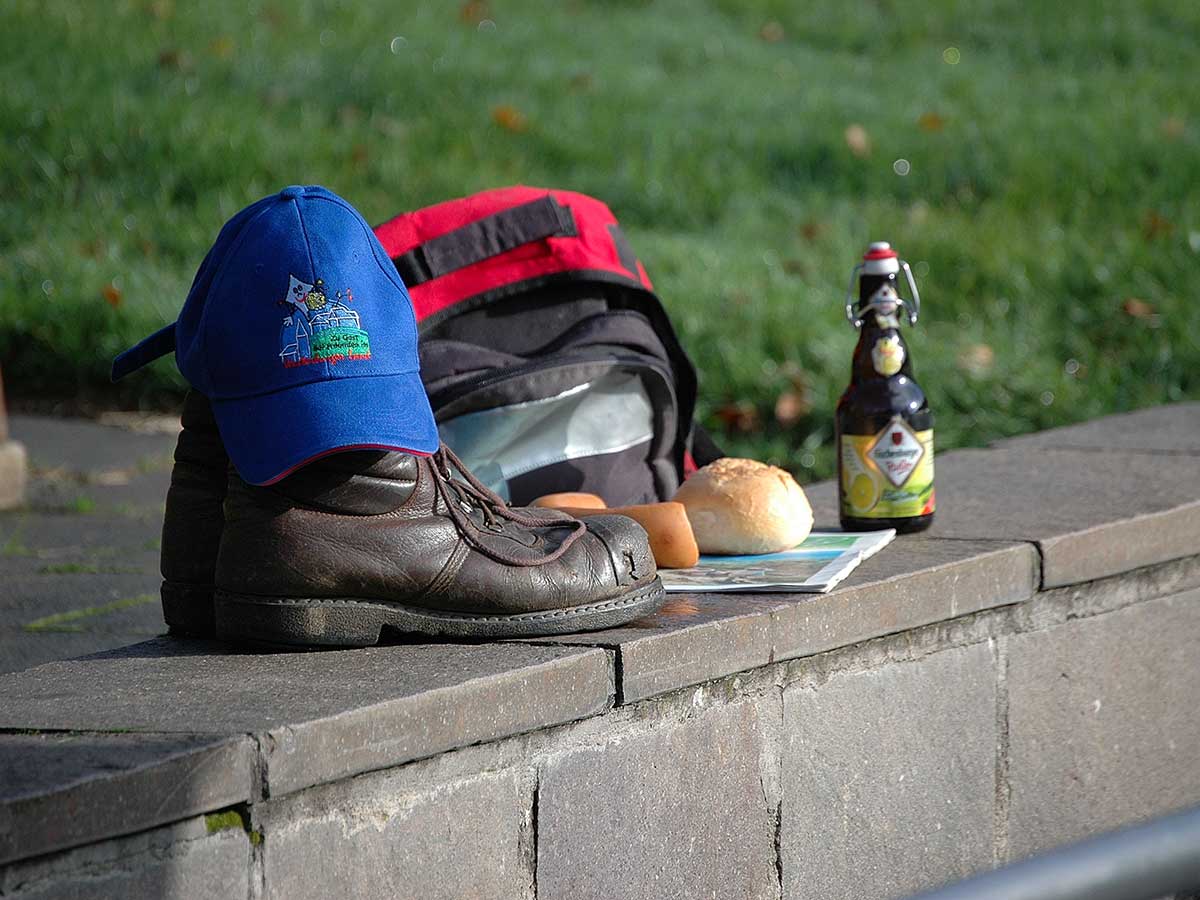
<box><xmin>840</xmin><ymin>418</ymin><xmax>935</xmax><ymax>519</ymax></box>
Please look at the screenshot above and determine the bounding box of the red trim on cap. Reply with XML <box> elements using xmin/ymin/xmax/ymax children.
<box><xmin>863</xmin><ymin>247</ymin><xmax>899</xmax><ymax>261</ymax></box>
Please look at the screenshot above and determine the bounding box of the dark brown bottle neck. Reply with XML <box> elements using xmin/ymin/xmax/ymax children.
<box><xmin>850</xmin><ymin>272</ymin><xmax>914</xmax><ymax>383</ymax></box>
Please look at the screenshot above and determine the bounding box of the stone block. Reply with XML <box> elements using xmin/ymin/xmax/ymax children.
<box><xmin>0</xmin><ymin>441</ymin><xmax>27</xmax><ymax>511</ymax></box>
<box><xmin>806</xmin><ymin>447</ymin><xmax>1200</xmax><ymax>587</ymax></box>
<box><xmin>0</xmin><ymin>637</ymin><xmax>614</xmax><ymax>797</ymax></box>
<box><xmin>782</xmin><ymin>641</ymin><xmax>996</xmax><ymax>900</ymax></box>
<box><xmin>0</xmin><ymin>815</ymin><xmax>249</xmax><ymax>899</ymax></box>
<box><xmin>529</xmin><ymin>592</ymin><xmax>783</xmax><ymax>703</ymax></box>
<box><xmin>263</xmin><ymin>769</ymin><xmax>526</xmax><ymax>900</ymax></box>
<box><xmin>532</xmin><ymin>538</ymin><xmax>1034</xmax><ymax>705</ymax></box>
<box><xmin>996</xmin><ymin>403</ymin><xmax>1200</xmax><ymax>454</ymax></box>
<box><xmin>537</xmin><ymin>698</ymin><xmax>777</xmax><ymax>899</ymax></box>
<box><xmin>771</xmin><ymin>539</ymin><xmax>1037</xmax><ymax>664</ymax></box>
<box><xmin>0</xmin><ymin>732</ymin><xmax>255</xmax><ymax>865</ymax></box>
<box><xmin>1007</xmin><ymin>588</ymin><xmax>1200</xmax><ymax>860</ymax></box>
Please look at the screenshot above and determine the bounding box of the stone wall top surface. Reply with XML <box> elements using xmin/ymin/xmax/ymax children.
<box><xmin>532</xmin><ymin>538</ymin><xmax>1036</xmax><ymax>702</ymax></box>
<box><xmin>0</xmin><ymin>732</ymin><xmax>254</xmax><ymax>866</ymax></box>
<box><xmin>807</xmin><ymin>439</ymin><xmax>1200</xmax><ymax>587</ymax></box>
<box><xmin>0</xmin><ymin>638</ymin><xmax>613</xmax><ymax>799</ymax></box>
<box><xmin>1</xmin><ymin>404</ymin><xmax>1198</xmax><ymax>870</ymax></box>
<box><xmin>996</xmin><ymin>402</ymin><xmax>1200</xmax><ymax>454</ymax></box>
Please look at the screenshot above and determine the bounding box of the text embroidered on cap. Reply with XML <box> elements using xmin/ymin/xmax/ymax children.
<box><xmin>278</xmin><ymin>273</ymin><xmax>371</xmax><ymax>368</ymax></box>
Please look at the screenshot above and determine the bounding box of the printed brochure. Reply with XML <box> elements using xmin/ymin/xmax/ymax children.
<box><xmin>659</xmin><ymin>530</ymin><xmax>896</xmax><ymax>593</ymax></box>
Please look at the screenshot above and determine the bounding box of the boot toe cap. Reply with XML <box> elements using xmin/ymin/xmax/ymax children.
<box><xmin>581</xmin><ymin>513</ymin><xmax>658</xmax><ymax>587</ymax></box>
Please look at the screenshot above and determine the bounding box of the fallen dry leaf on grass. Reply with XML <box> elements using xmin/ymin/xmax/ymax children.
<box><xmin>1122</xmin><ymin>297</ymin><xmax>1156</xmax><ymax>319</ymax></box>
<box><xmin>491</xmin><ymin>105</ymin><xmax>528</xmax><ymax>133</ymax></box>
<box><xmin>1142</xmin><ymin>211</ymin><xmax>1174</xmax><ymax>240</ymax></box>
<box><xmin>844</xmin><ymin>124</ymin><xmax>871</xmax><ymax>158</ymax></box>
<box><xmin>917</xmin><ymin>111</ymin><xmax>947</xmax><ymax>132</ymax></box>
<box><xmin>1161</xmin><ymin>117</ymin><xmax>1185</xmax><ymax>140</ymax></box>
<box><xmin>156</xmin><ymin>49</ymin><xmax>190</xmax><ymax>71</ymax></box>
<box><xmin>774</xmin><ymin>390</ymin><xmax>810</xmax><ymax>427</ymax></box>
<box><xmin>208</xmin><ymin>35</ymin><xmax>235</xmax><ymax>59</ymax></box>
<box><xmin>459</xmin><ymin>1</ymin><xmax>489</xmax><ymax>24</ymax></box>
<box><xmin>759</xmin><ymin>21</ymin><xmax>785</xmax><ymax>43</ymax></box>
<box><xmin>102</xmin><ymin>283</ymin><xmax>123</xmax><ymax>308</ymax></box>
<box><xmin>715</xmin><ymin>401</ymin><xmax>760</xmax><ymax>434</ymax></box>
<box><xmin>957</xmin><ymin>343</ymin><xmax>995</xmax><ymax>376</ymax></box>
<box><xmin>798</xmin><ymin>220</ymin><xmax>823</xmax><ymax>241</ymax></box>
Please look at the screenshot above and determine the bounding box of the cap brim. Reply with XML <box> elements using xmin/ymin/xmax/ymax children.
<box><xmin>111</xmin><ymin>323</ymin><xmax>177</xmax><ymax>381</ymax></box>
<box><xmin>212</xmin><ymin>371</ymin><xmax>440</xmax><ymax>485</ymax></box>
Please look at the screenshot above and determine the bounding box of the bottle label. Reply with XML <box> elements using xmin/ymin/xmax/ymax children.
<box><xmin>841</xmin><ymin>417</ymin><xmax>935</xmax><ymax>519</ymax></box>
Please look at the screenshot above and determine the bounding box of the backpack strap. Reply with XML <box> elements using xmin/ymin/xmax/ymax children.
<box><xmin>392</xmin><ymin>196</ymin><xmax>577</xmax><ymax>287</ymax></box>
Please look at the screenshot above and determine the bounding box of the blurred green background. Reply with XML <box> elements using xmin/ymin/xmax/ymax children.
<box><xmin>3</xmin><ymin>0</ymin><xmax>1198</xmax><ymax>481</ymax></box>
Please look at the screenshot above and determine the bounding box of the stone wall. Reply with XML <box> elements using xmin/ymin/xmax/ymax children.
<box><xmin>2</xmin><ymin>404</ymin><xmax>1199</xmax><ymax>899</ymax></box>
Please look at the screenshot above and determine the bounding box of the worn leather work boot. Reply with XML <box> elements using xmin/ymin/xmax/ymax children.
<box><xmin>212</xmin><ymin>444</ymin><xmax>664</xmax><ymax>646</ymax></box>
<box><xmin>160</xmin><ymin>391</ymin><xmax>228</xmax><ymax>637</ymax></box>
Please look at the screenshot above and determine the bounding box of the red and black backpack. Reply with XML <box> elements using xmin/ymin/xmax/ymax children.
<box><xmin>374</xmin><ymin>186</ymin><xmax>720</xmax><ymax>507</ymax></box>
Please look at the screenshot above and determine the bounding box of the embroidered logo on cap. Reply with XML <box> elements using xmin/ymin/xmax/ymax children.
<box><xmin>278</xmin><ymin>273</ymin><xmax>371</xmax><ymax>368</ymax></box>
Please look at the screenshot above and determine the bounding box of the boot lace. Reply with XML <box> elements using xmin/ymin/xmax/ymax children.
<box><xmin>430</xmin><ymin>444</ymin><xmax>585</xmax><ymax>566</ymax></box>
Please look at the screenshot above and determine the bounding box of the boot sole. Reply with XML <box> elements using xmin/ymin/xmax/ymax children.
<box><xmin>162</xmin><ymin>582</ymin><xmax>216</xmax><ymax>638</ymax></box>
<box><xmin>212</xmin><ymin>578</ymin><xmax>666</xmax><ymax>647</ymax></box>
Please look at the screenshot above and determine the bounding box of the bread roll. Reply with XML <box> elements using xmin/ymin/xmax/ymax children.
<box><xmin>531</xmin><ymin>492</ymin><xmax>607</xmax><ymax>510</ymax></box>
<box><xmin>672</xmin><ymin>458</ymin><xmax>813</xmax><ymax>554</ymax></box>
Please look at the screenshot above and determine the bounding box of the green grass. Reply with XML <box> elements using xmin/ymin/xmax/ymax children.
<box><xmin>2</xmin><ymin>0</ymin><xmax>1198</xmax><ymax>479</ymax></box>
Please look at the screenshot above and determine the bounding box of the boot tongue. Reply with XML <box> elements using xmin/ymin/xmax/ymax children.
<box><xmin>270</xmin><ymin>450</ymin><xmax>419</xmax><ymax>514</ymax></box>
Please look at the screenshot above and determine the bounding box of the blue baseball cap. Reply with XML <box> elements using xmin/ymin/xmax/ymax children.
<box><xmin>112</xmin><ymin>185</ymin><xmax>439</xmax><ymax>484</ymax></box>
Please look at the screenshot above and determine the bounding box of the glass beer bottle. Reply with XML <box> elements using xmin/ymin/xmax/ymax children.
<box><xmin>836</xmin><ymin>242</ymin><xmax>934</xmax><ymax>533</ymax></box>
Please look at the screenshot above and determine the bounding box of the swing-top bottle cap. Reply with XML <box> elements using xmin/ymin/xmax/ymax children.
<box><xmin>862</xmin><ymin>241</ymin><xmax>900</xmax><ymax>275</ymax></box>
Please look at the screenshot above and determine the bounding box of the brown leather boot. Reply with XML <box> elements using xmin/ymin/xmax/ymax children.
<box><xmin>213</xmin><ymin>444</ymin><xmax>664</xmax><ymax>645</ymax></box>
<box><xmin>160</xmin><ymin>391</ymin><xmax>228</xmax><ymax>637</ymax></box>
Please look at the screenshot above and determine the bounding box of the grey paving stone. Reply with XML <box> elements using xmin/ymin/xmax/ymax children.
<box><xmin>806</xmin><ymin>446</ymin><xmax>1200</xmax><ymax>587</ymax></box>
<box><xmin>1006</xmin><ymin>588</ymin><xmax>1200</xmax><ymax>860</ymax></box>
<box><xmin>0</xmin><ymin>815</ymin><xmax>249</xmax><ymax>899</ymax></box>
<box><xmin>996</xmin><ymin>403</ymin><xmax>1200</xmax><ymax>454</ymax></box>
<box><xmin>0</xmin><ymin>637</ymin><xmax>614</xmax><ymax>797</ymax></box>
<box><xmin>8</xmin><ymin>415</ymin><xmax>176</xmax><ymax>478</ymax></box>
<box><xmin>538</xmin><ymin>698</ymin><xmax>777</xmax><ymax>900</ymax></box>
<box><xmin>532</xmin><ymin>538</ymin><xmax>1035</xmax><ymax>704</ymax></box>
<box><xmin>22</xmin><ymin>474</ymin><xmax>169</xmax><ymax>519</ymax></box>
<box><xmin>0</xmin><ymin>512</ymin><xmax>161</xmax><ymax>578</ymax></box>
<box><xmin>0</xmin><ymin>733</ymin><xmax>255</xmax><ymax>865</ymax></box>
<box><xmin>0</xmin><ymin>631</ymin><xmax>159</xmax><ymax>677</ymax></box>
<box><xmin>2</xmin><ymin>572</ymin><xmax>160</xmax><ymax>616</ymax></box>
<box><xmin>771</xmin><ymin>538</ymin><xmax>1037</xmax><ymax>664</ymax></box>
<box><xmin>263</xmin><ymin>769</ymin><xmax>526</xmax><ymax>900</ymax></box>
<box><xmin>782</xmin><ymin>640</ymin><xmax>997</xmax><ymax>900</ymax></box>
<box><xmin>0</xmin><ymin>520</ymin><xmax>162</xmax><ymax>673</ymax></box>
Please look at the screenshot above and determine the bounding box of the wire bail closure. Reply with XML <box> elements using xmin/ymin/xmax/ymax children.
<box><xmin>844</xmin><ymin>259</ymin><xmax>921</xmax><ymax>329</ymax></box>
